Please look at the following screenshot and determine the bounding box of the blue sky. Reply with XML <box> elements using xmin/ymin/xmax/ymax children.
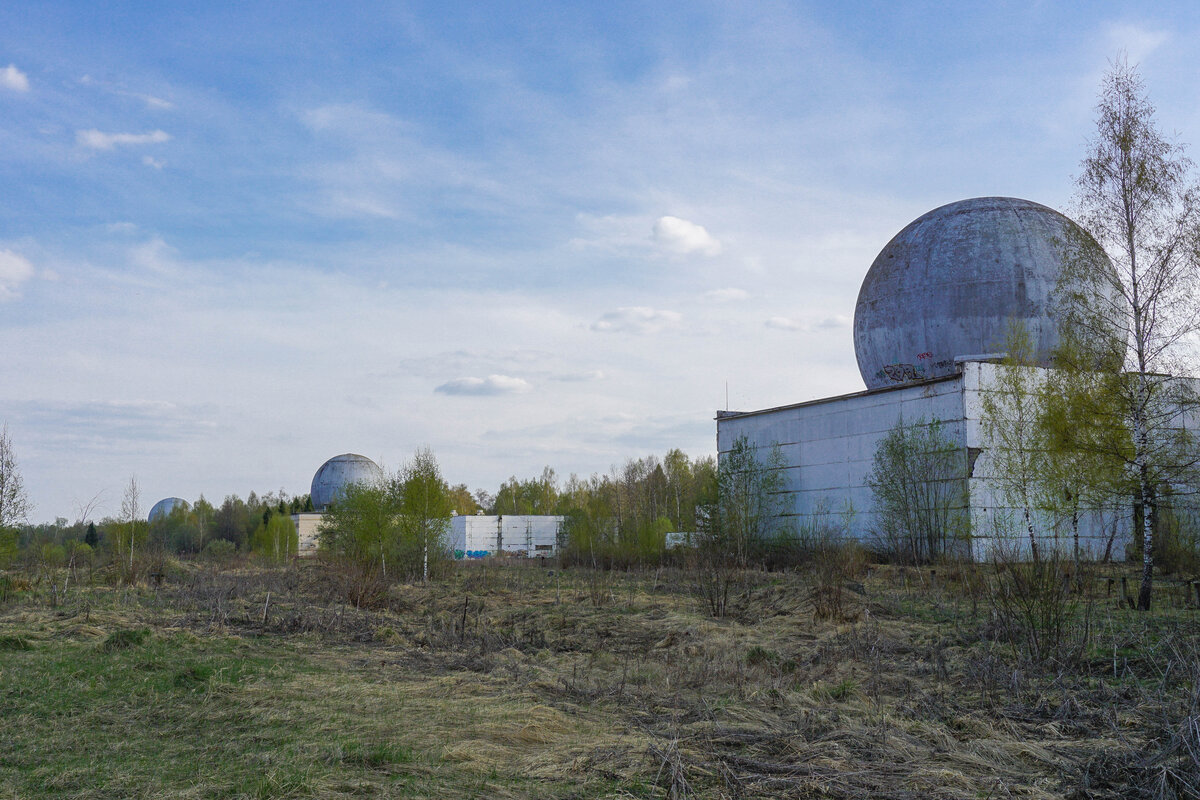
<box><xmin>2</xmin><ymin>2</ymin><xmax>1198</xmax><ymax>522</ymax></box>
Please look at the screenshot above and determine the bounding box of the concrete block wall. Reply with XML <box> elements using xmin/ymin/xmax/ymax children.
<box><xmin>713</xmin><ymin>361</ymin><xmax>1200</xmax><ymax>560</ymax></box>
<box><xmin>717</xmin><ymin>375</ymin><xmax>966</xmax><ymax>538</ymax></box>
<box><xmin>449</xmin><ymin>515</ymin><xmax>563</xmax><ymax>558</ymax></box>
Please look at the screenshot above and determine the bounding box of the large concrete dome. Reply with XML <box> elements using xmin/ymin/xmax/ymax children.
<box><xmin>853</xmin><ymin>196</ymin><xmax>1103</xmax><ymax>389</ymax></box>
<box><xmin>310</xmin><ymin>453</ymin><xmax>383</xmax><ymax>511</ymax></box>
<box><xmin>148</xmin><ymin>497</ymin><xmax>189</xmax><ymax>523</ymax></box>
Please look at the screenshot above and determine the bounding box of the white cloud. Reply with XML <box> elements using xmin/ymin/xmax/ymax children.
<box><xmin>80</xmin><ymin>75</ymin><xmax>174</xmax><ymax>109</ymax></box>
<box><xmin>434</xmin><ymin>374</ymin><xmax>532</xmax><ymax>396</ymax></box>
<box><xmin>816</xmin><ymin>315</ymin><xmax>851</xmax><ymax>329</ymax></box>
<box><xmin>0</xmin><ymin>64</ymin><xmax>29</xmax><ymax>92</ymax></box>
<box><xmin>703</xmin><ymin>287</ymin><xmax>749</xmax><ymax>302</ymax></box>
<box><xmin>550</xmin><ymin>369</ymin><xmax>605</xmax><ymax>382</ymax></box>
<box><xmin>0</xmin><ymin>250</ymin><xmax>35</xmax><ymax>299</ymax></box>
<box><xmin>142</xmin><ymin>156</ymin><xmax>166</xmax><ymax>169</ymax></box>
<box><xmin>1105</xmin><ymin>23</ymin><xmax>1170</xmax><ymax>63</ymax></box>
<box><xmin>76</xmin><ymin>129</ymin><xmax>171</xmax><ymax>150</ymax></box>
<box><xmin>591</xmin><ymin>306</ymin><xmax>682</xmax><ymax>334</ymax></box>
<box><xmin>653</xmin><ymin>216</ymin><xmax>722</xmax><ymax>256</ymax></box>
<box><xmin>138</xmin><ymin>94</ymin><xmax>174</xmax><ymax>110</ymax></box>
<box><xmin>129</xmin><ymin>237</ymin><xmax>180</xmax><ymax>274</ymax></box>
<box><xmin>765</xmin><ymin>316</ymin><xmax>802</xmax><ymax>331</ymax></box>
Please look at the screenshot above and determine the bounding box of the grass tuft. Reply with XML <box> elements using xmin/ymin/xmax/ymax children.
<box><xmin>100</xmin><ymin>627</ymin><xmax>150</xmax><ymax>652</ymax></box>
<box><xmin>340</xmin><ymin>741</ymin><xmax>414</xmax><ymax>769</ymax></box>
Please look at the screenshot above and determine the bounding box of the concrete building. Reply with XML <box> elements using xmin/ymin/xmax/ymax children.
<box><xmin>293</xmin><ymin>512</ymin><xmax>323</xmax><ymax>556</ymax></box>
<box><xmin>717</xmin><ymin>360</ymin><xmax>1135</xmax><ymax>558</ymax></box>
<box><xmin>716</xmin><ymin>196</ymin><xmax>1193</xmax><ymax>559</ymax></box>
<box><xmin>449</xmin><ymin>514</ymin><xmax>562</xmax><ymax>558</ymax></box>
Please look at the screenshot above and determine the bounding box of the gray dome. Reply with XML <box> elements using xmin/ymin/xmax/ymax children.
<box><xmin>310</xmin><ymin>453</ymin><xmax>383</xmax><ymax>511</ymax></box>
<box><xmin>853</xmin><ymin>197</ymin><xmax>1105</xmax><ymax>389</ymax></box>
<box><xmin>148</xmin><ymin>497</ymin><xmax>189</xmax><ymax>523</ymax></box>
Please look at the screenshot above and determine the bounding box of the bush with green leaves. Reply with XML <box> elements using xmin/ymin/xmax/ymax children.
<box><xmin>868</xmin><ymin>418</ymin><xmax>970</xmax><ymax>564</ymax></box>
<box><xmin>202</xmin><ymin>539</ymin><xmax>236</xmax><ymax>561</ymax></box>
<box><xmin>317</xmin><ymin>449</ymin><xmax>454</xmax><ymax>583</ymax></box>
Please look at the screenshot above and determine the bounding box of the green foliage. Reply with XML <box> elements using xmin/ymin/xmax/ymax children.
<box><xmin>202</xmin><ymin>539</ymin><xmax>236</xmax><ymax>561</ymax></box>
<box><xmin>340</xmin><ymin>741</ymin><xmax>414</xmax><ymax>768</ymax></box>
<box><xmin>1062</xmin><ymin>58</ymin><xmax>1200</xmax><ymax>610</ymax></box>
<box><xmin>0</xmin><ymin>528</ymin><xmax>17</xmax><ymax>569</ymax></box>
<box><xmin>868</xmin><ymin>418</ymin><xmax>969</xmax><ymax>564</ymax></box>
<box><xmin>318</xmin><ymin>448</ymin><xmax>454</xmax><ymax>582</ymax></box>
<box><xmin>0</xmin><ymin>635</ymin><xmax>33</xmax><ymax>651</ymax></box>
<box><xmin>980</xmin><ymin>322</ymin><xmax>1050</xmax><ymax>559</ymax></box>
<box><xmin>704</xmin><ymin>435</ymin><xmax>789</xmax><ymax>567</ymax></box>
<box><xmin>40</xmin><ymin>543</ymin><xmax>66</xmax><ymax>568</ymax></box>
<box><xmin>494</xmin><ymin>467</ymin><xmax>559</xmax><ymax>515</ymax></box>
<box><xmin>149</xmin><ymin>503</ymin><xmax>202</xmax><ymax>554</ymax></box>
<box><xmin>249</xmin><ymin>512</ymin><xmax>299</xmax><ymax>561</ymax></box>
<box><xmin>691</xmin><ymin>437</ymin><xmax>788</xmax><ymax>617</ymax></box>
<box><xmin>447</xmin><ymin>483</ymin><xmax>481</xmax><ymax>515</ymax></box>
<box><xmin>69</xmin><ymin>541</ymin><xmax>93</xmax><ymax>564</ymax></box>
<box><xmin>558</xmin><ymin>450</ymin><xmax>716</xmax><ymax>568</ymax></box>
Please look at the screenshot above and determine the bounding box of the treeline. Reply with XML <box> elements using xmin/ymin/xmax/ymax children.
<box><xmin>0</xmin><ymin>488</ymin><xmax>312</xmax><ymax>573</ymax></box>
<box><xmin>469</xmin><ymin>450</ymin><xmax>720</xmax><ymax>568</ymax></box>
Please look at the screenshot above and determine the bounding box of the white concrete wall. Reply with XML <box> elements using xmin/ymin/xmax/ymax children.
<box><xmin>291</xmin><ymin>512</ymin><xmax>324</xmax><ymax>557</ymax></box>
<box><xmin>717</xmin><ymin>375</ymin><xmax>967</xmax><ymax>538</ymax></box>
<box><xmin>714</xmin><ymin>361</ymin><xmax>1200</xmax><ymax>560</ymax></box>
<box><xmin>449</xmin><ymin>515</ymin><xmax>562</xmax><ymax>558</ymax></box>
<box><xmin>960</xmin><ymin>362</ymin><xmax>1131</xmax><ymax>559</ymax></box>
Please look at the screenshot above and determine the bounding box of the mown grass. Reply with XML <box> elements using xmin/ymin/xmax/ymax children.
<box><xmin>1</xmin><ymin>558</ymin><xmax>1198</xmax><ymax>798</ymax></box>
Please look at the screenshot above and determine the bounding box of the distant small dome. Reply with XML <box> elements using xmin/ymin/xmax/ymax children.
<box><xmin>148</xmin><ymin>497</ymin><xmax>189</xmax><ymax>523</ymax></box>
<box><xmin>310</xmin><ymin>453</ymin><xmax>384</xmax><ymax>511</ymax></box>
<box><xmin>853</xmin><ymin>197</ymin><xmax>1109</xmax><ymax>389</ymax></box>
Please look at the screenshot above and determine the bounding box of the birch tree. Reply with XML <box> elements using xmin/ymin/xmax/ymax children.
<box><xmin>980</xmin><ymin>323</ymin><xmax>1048</xmax><ymax>560</ymax></box>
<box><xmin>0</xmin><ymin>423</ymin><xmax>31</xmax><ymax>530</ymax></box>
<box><xmin>1060</xmin><ymin>57</ymin><xmax>1200</xmax><ymax>610</ymax></box>
<box><xmin>119</xmin><ymin>475</ymin><xmax>142</xmax><ymax>577</ymax></box>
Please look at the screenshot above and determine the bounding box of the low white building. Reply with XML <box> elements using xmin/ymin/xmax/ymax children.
<box><xmin>292</xmin><ymin>512</ymin><xmax>324</xmax><ymax>556</ymax></box>
<box><xmin>716</xmin><ymin>360</ymin><xmax>1153</xmax><ymax>559</ymax></box>
<box><xmin>449</xmin><ymin>515</ymin><xmax>562</xmax><ymax>558</ymax></box>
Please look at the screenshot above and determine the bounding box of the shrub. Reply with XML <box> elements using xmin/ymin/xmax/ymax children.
<box><xmin>101</xmin><ymin>628</ymin><xmax>151</xmax><ymax>652</ymax></box>
<box><xmin>202</xmin><ymin>539</ymin><xmax>237</xmax><ymax>562</ymax></box>
<box><xmin>988</xmin><ymin>551</ymin><xmax>1089</xmax><ymax>666</ymax></box>
<box><xmin>868</xmin><ymin>418</ymin><xmax>970</xmax><ymax>564</ymax></box>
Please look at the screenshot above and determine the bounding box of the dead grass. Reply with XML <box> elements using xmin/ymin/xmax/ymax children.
<box><xmin>2</xmin><ymin>559</ymin><xmax>1199</xmax><ymax>798</ymax></box>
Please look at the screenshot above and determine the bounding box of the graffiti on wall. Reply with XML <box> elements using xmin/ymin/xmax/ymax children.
<box><xmin>873</xmin><ymin>352</ymin><xmax>957</xmax><ymax>384</ymax></box>
<box><xmin>876</xmin><ymin>363</ymin><xmax>924</xmax><ymax>383</ymax></box>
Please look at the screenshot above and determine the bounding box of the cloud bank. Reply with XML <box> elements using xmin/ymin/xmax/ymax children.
<box><xmin>76</xmin><ymin>129</ymin><xmax>171</xmax><ymax>150</ymax></box>
<box><xmin>591</xmin><ymin>307</ymin><xmax>682</xmax><ymax>334</ymax></box>
<box><xmin>0</xmin><ymin>250</ymin><xmax>35</xmax><ymax>299</ymax></box>
<box><xmin>653</xmin><ymin>216</ymin><xmax>722</xmax><ymax>256</ymax></box>
<box><xmin>0</xmin><ymin>64</ymin><xmax>29</xmax><ymax>92</ymax></box>
<box><xmin>434</xmin><ymin>374</ymin><xmax>532</xmax><ymax>396</ymax></box>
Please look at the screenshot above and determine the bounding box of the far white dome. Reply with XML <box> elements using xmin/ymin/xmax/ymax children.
<box><xmin>148</xmin><ymin>497</ymin><xmax>189</xmax><ymax>523</ymax></box>
<box><xmin>310</xmin><ymin>453</ymin><xmax>383</xmax><ymax>511</ymax></box>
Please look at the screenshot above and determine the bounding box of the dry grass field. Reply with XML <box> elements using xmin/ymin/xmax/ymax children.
<box><xmin>2</xmin><ymin>559</ymin><xmax>1199</xmax><ymax>799</ymax></box>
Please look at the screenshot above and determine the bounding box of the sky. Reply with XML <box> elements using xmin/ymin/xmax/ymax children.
<box><xmin>3</xmin><ymin>2</ymin><xmax>1199</xmax><ymax>523</ymax></box>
